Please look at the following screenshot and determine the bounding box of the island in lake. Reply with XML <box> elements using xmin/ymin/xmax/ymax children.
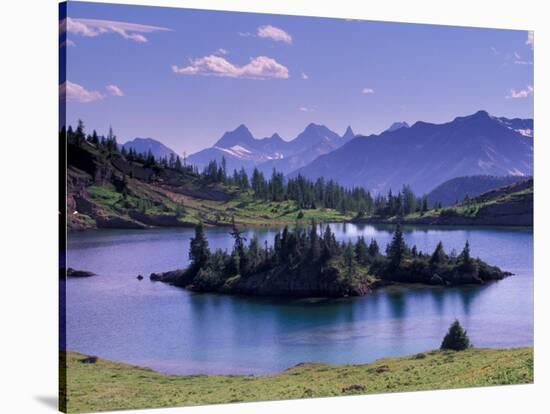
<box><xmin>60</xmin><ymin>3</ymin><xmax>534</xmax><ymax>413</ymax></box>
<box><xmin>150</xmin><ymin>221</ymin><xmax>510</xmax><ymax>298</ymax></box>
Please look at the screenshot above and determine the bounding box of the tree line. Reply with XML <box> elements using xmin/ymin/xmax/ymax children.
<box><xmin>201</xmin><ymin>158</ymin><xmax>434</xmax><ymax>217</ymax></box>
<box><xmin>64</xmin><ymin>120</ymin><xmax>443</xmax><ymax>217</ymax></box>
<box><xmin>181</xmin><ymin>219</ymin><xmax>488</xmax><ymax>294</ymax></box>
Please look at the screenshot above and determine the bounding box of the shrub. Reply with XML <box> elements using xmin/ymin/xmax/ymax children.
<box><xmin>441</xmin><ymin>320</ymin><xmax>472</xmax><ymax>351</ymax></box>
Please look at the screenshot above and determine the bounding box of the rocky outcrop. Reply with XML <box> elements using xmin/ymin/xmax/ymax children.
<box><xmin>66</xmin><ymin>268</ymin><xmax>96</xmax><ymax>277</ymax></box>
<box><xmin>150</xmin><ymin>269</ymin><xmax>189</xmax><ymax>284</ymax></box>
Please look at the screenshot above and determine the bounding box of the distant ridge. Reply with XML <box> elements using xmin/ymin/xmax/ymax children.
<box><xmin>291</xmin><ymin>110</ymin><xmax>533</xmax><ymax>194</ymax></box>
<box><xmin>122</xmin><ymin>137</ymin><xmax>178</xmax><ymax>160</ymax></box>
<box><xmin>427</xmin><ymin>175</ymin><xmax>529</xmax><ymax>207</ymax></box>
<box><xmin>385</xmin><ymin>121</ymin><xmax>409</xmax><ymax>132</ymax></box>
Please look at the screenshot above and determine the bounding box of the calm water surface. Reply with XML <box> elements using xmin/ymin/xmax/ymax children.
<box><xmin>65</xmin><ymin>223</ymin><xmax>533</xmax><ymax>375</ymax></box>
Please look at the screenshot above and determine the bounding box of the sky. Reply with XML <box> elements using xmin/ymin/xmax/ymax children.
<box><xmin>61</xmin><ymin>1</ymin><xmax>534</xmax><ymax>155</ymax></box>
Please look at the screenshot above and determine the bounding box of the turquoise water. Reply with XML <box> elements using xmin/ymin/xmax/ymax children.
<box><xmin>65</xmin><ymin>224</ymin><xmax>533</xmax><ymax>375</ymax></box>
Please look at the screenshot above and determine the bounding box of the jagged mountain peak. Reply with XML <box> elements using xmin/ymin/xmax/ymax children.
<box><xmin>304</xmin><ymin>122</ymin><xmax>327</xmax><ymax>132</ymax></box>
<box><xmin>215</xmin><ymin>124</ymin><xmax>255</xmax><ymax>148</ymax></box>
<box><xmin>342</xmin><ymin>126</ymin><xmax>355</xmax><ymax>140</ymax></box>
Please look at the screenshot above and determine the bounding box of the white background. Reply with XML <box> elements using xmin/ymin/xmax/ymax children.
<box><xmin>0</xmin><ymin>0</ymin><xmax>548</xmax><ymax>413</ymax></box>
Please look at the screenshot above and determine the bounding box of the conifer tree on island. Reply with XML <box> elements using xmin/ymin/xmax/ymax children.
<box><xmin>151</xmin><ymin>222</ymin><xmax>510</xmax><ymax>298</ymax></box>
<box><xmin>387</xmin><ymin>223</ymin><xmax>407</xmax><ymax>268</ymax></box>
<box><xmin>189</xmin><ymin>222</ymin><xmax>210</xmax><ymax>271</ymax></box>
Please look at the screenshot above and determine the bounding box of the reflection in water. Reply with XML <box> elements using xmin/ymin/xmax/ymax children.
<box><xmin>65</xmin><ymin>223</ymin><xmax>533</xmax><ymax>375</ymax></box>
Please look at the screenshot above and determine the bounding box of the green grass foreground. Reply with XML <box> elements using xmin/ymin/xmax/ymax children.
<box><xmin>61</xmin><ymin>347</ymin><xmax>533</xmax><ymax>413</ymax></box>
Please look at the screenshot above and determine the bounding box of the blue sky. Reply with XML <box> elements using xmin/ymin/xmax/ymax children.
<box><xmin>61</xmin><ymin>1</ymin><xmax>534</xmax><ymax>155</ymax></box>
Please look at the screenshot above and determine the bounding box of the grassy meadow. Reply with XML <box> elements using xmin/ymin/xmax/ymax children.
<box><xmin>85</xmin><ymin>181</ymin><xmax>353</xmax><ymax>227</ymax></box>
<box><xmin>61</xmin><ymin>347</ymin><xmax>533</xmax><ymax>412</ymax></box>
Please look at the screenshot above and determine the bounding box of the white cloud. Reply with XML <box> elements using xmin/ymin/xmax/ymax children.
<box><xmin>507</xmin><ymin>85</ymin><xmax>534</xmax><ymax>99</ymax></box>
<box><xmin>106</xmin><ymin>84</ymin><xmax>124</xmax><ymax>97</ymax></box>
<box><xmin>61</xmin><ymin>18</ymin><xmax>170</xmax><ymax>43</ymax></box>
<box><xmin>60</xmin><ymin>81</ymin><xmax>104</xmax><ymax>103</ymax></box>
<box><xmin>257</xmin><ymin>25</ymin><xmax>292</xmax><ymax>44</ymax></box>
<box><xmin>299</xmin><ymin>106</ymin><xmax>313</xmax><ymax>112</ymax></box>
<box><xmin>172</xmin><ymin>55</ymin><xmax>289</xmax><ymax>80</ymax></box>
<box><xmin>514</xmin><ymin>51</ymin><xmax>521</xmax><ymax>59</ymax></box>
<box><xmin>526</xmin><ymin>31</ymin><xmax>534</xmax><ymax>49</ymax></box>
<box><xmin>361</xmin><ymin>88</ymin><xmax>375</xmax><ymax>95</ymax></box>
<box><xmin>301</xmin><ymin>72</ymin><xmax>309</xmax><ymax>80</ymax></box>
<box><xmin>215</xmin><ymin>48</ymin><xmax>228</xmax><ymax>55</ymax></box>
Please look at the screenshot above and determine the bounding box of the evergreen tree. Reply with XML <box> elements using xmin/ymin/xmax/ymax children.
<box><xmin>189</xmin><ymin>222</ymin><xmax>210</xmax><ymax>270</ymax></box>
<box><xmin>221</xmin><ymin>157</ymin><xmax>227</xmax><ymax>182</ymax></box>
<box><xmin>457</xmin><ymin>240</ymin><xmax>477</xmax><ymax>273</ymax></box>
<box><xmin>343</xmin><ymin>241</ymin><xmax>356</xmax><ymax>280</ymax></box>
<box><xmin>269</xmin><ymin>169</ymin><xmax>285</xmax><ymax>201</ymax></box>
<box><xmin>355</xmin><ymin>236</ymin><xmax>369</xmax><ymax>265</ymax></box>
<box><xmin>75</xmin><ymin>119</ymin><xmax>86</xmax><ymax>146</ymax></box>
<box><xmin>145</xmin><ymin>148</ymin><xmax>155</xmax><ymax>167</ymax></box>
<box><xmin>368</xmin><ymin>238</ymin><xmax>380</xmax><ymax>257</ymax></box>
<box><xmin>251</xmin><ymin>168</ymin><xmax>267</xmax><ymax>199</ymax></box>
<box><xmin>273</xmin><ymin>232</ymin><xmax>282</xmax><ymax>264</ymax></box>
<box><xmin>91</xmin><ymin>129</ymin><xmax>99</xmax><ymax>145</ymax></box>
<box><xmin>229</xmin><ymin>217</ymin><xmax>248</xmax><ymax>275</ymax></box>
<box><xmin>239</xmin><ymin>168</ymin><xmax>250</xmax><ymax>189</ymax></box>
<box><xmin>402</xmin><ymin>184</ymin><xmax>416</xmax><ymax>215</ymax></box>
<box><xmin>430</xmin><ymin>241</ymin><xmax>447</xmax><ymax>265</ymax></box>
<box><xmin>440</xmin><ymin>320</ymin><xmax>472</xmax><ymax>351</ymax></box>
<box><xmin>175</xmin><ymin>155</ymin><xmax>182</xmax><ymax>171</ymax></box>
<box><xmin>105</xmin><ymin>126</ymin><xmax>118</xmax><ymax>153</ymax></box>
<box><xmin>309</xmin><ymin>219</ymin><xmax>321</xmax><ymax>260</ymax></box>
<box><xmin>322</xmin><ymin>225</ymin><xmax>337</xmax><ymax>258</ymax></box>
<box><xmin>247</xmin><ymin>235</ymin><xmax>261</xmax><ymax>274</ymax></box>
<box><xmin>387</xmin><ymin>224</ymin><xmax>408</xmax><ymax>267</ymax></box>
<box><xmin>421</xmin><ymin>196</ymin><xmax>429</xmax><ymax>214</ymax></box>
<box><xmin>226</xmin><ymin>249</ymin><xmax>240</xmax><ymax>276</ymax></box>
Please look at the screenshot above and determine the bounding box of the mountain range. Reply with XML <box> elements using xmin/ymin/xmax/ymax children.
<box><xmin>185</xmin><ymin>123</ymin><xmax>355</xmax><ymax>175</ymax></box>
<box><xmin>291</xmin><ymin>110</ymin><xmax>533</xmax><ymax>194</ymax></box>
<box><xmin>121</xmin><ymin>110</ymin><xmax>533</xmax><ymax>195</ymax></box>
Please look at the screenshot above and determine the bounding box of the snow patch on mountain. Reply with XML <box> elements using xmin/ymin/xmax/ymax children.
<box><xmin>215</xmin><ymin>145</ymin><xmax>253</xmax><ymax>158</ymax></box>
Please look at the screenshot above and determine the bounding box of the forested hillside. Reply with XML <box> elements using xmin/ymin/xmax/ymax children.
<box><xmin>65</xmin><ymin>122</ymin><xmax>373</xmax><ymax>230</ymax></box>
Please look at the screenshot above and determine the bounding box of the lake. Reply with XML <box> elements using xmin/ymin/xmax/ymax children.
<box><xmin>64</xmin><ymin>223</ymin><xmax>533</xmax><ymax>375</ymax></box>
